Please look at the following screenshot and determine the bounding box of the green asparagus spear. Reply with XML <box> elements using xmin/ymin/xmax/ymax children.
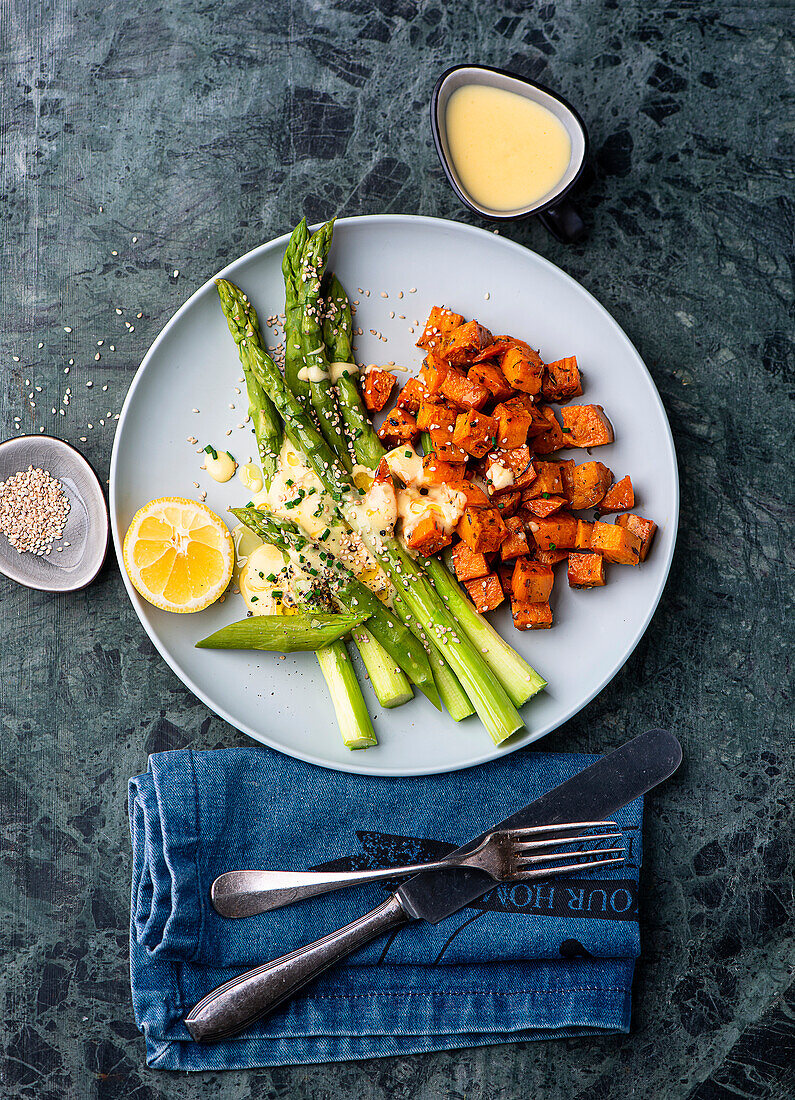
<box><xmin>322</xmin><ymin>272</ymin><xmax>386</xmax><ymax>471</ymax></box>
<box><xmin>293</xmin><ymin>221</ymin><xmax>352</xmax><ymax>468</ymax></box>
<box><xmin>281</xmin><ymin>219</ymin><xmax>312</xmax><ymax>412</ymax></box>
<box><xmin>196</xmin><ymin>612</ymin><xmax>368</xmax><ymax>651</ymax></box>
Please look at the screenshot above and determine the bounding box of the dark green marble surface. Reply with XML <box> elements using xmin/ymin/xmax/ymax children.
<box><xmin>1</xmin><ymin>0</ymin><xmax>792</xmax><ymax>1096</ymax></box>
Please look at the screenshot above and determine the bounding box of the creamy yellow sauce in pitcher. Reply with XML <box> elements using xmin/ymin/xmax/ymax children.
<box><xmin>445</xmin><ymin>84</ymin><xmax>572</xmax><ymax>211</ymax></box>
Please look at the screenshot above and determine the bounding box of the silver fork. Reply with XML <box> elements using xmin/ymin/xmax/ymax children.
<box><xmin>211</xmin><ymin>821</ymin><xmax>624</xmax><ymax>917</ymax></box>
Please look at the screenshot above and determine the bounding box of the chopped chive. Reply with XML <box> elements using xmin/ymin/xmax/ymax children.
<box><xmin>226</xmin><ymin>450</ymin><xmax>235</xmax><ymax>461</ymax></box>
<box><xmin>204</xmin><ymin>444</ymin><xmax>218</xmax><ymax>460</ymax></box>
<box><xmin>542</xmin><ymin>492</ymin><xmax>550</xmax><ymax>499</ymax></box>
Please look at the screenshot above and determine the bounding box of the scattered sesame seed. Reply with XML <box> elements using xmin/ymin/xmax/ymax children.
<box><xmin>136</xmin><ymin>312</ymin><xmax>142</xmax><ymax>319</ymax></box>
<box><xmin>86</xmin><ymin>381</ymin><xmax>93</xmax><ymax>388</ymax></box>
<box><xmin>409</xmin><ymin>287</ymin><xmax>416</xmax><ymax>293</ymax></box>
<box><xmin>80</xmin><ymin>436</ymin><xmax>87</xmax><ymax>442</ymax></box>
<box><xmin>38</xmin><ymin>342</ymin><xmax>43</xmax><ymax>349</ymax></box>
<box><xmin>111</xmin><ymin>250</ymin><xmax>118</xmax><ymax>256</ymax></box>
<box><xmin>94</xmin><ymin>353</ymin><xmax>100</xmax><ymax>361</ymax></box>
<box><xmin>102</xmin><ymin>385</ymin><xmax>108</xmax><ymax>392</ymax></box>
<box><xmin>109</xmin><ymin>345</ymin><xmax>115</xmax><ymax>351</ymax></box>
<box><xmin>64</xmin><ymin>367</ymin><xmax>69</xmax><ymax>374</ymax></box>
<box><xmin>115</xmin><ymin>308</ymin><xmax>123</xmax><ymax>315</ymax></box>
<box><xmin>173</xmin><ymin>269</ymin><xmax>179</xmax><ymax>278</ymax></box>
<box><xmin>12</xmin><ymin>357</ymin><xmax>20</xmax><ymax>363</ymax></box>
<box><xmin>132</xmin><ymin>236</ymin><xmax>138</xmax><ymax>243</ymax></box>
<box><xmin>63</xmin><ymin>326</ymin><xmax>72</xmax><ymax>333</ymax></box>
<box><xmin>97</xmin><ymin>339</ymin><xmax>104</xmax><ymax>346</ymax></box>
<box><xmin>192</xmin><ymin>408</ymin><xmax>199</xmax><ymax>413</ymax></box>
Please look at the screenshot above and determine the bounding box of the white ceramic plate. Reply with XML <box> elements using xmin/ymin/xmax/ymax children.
<box><xmin>110</xmin><ymin>215</ymin><xmax>678</xmax><ymax>776</ymax></box>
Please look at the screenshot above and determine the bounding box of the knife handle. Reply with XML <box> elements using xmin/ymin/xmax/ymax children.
<box><xmin>184</xmin><ymin>893</ymin><xmax>411</xmax><ymax>1043</ymax></box>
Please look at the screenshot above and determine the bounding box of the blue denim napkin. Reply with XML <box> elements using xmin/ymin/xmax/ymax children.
<box><xmin>129</xmin><ymin>745</ymin><xmax>643</xmax><ymax>1070</ymax></box>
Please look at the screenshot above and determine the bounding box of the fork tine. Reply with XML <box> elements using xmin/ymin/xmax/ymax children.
<box><xmin>502</xmin><ymin>821</ymin><xmax>618</xmax><ymax>838</ymax></box>
<box><xmin>510</xmin><ymin>855</ymin><xmax>626</xmax><ymax>880</ymax></box>
<box><xmin>511</xmin><ymin>832</ymin><xmax>622</xmax><ymax>853</ymax></box>
<box><xmin>514</xmin><ymin>845</ymin><xmax>625</xmax><ymax>868</ymax></box>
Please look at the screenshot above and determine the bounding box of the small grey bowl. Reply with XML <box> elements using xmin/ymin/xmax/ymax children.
<box><xmin>0</xmin><ymin>435</ymin><xmax>109</xmax><ymax>593</ymax></box>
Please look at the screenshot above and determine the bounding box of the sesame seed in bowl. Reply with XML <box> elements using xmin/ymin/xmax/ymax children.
<box><xmin>0</xmin><ymin>435</ymin><xmax>108</xmax><ymax>593</ymax></box>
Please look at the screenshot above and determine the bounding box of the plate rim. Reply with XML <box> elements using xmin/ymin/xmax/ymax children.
<box><xmin>109</xmin><ymin>213</ymin><xmax>679</xmax><ymax>777</ymax></box>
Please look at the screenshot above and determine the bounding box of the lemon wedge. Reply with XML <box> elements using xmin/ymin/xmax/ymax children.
<box><xmin>123</xmin><ymin>497</ymin><xmax>234</xmax><ymax>613</ymax></box>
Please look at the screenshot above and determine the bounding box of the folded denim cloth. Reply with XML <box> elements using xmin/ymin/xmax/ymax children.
<box><xmin>129</xmin><ymin>745</ymin><xmax>643</xmax><ymax>1070</ymax></box>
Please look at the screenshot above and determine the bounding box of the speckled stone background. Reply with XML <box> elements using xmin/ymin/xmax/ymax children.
<box><xmin>1</xmin><ymin>0</ymin><xmax>793</xmax><ymax>1096</ymax></box>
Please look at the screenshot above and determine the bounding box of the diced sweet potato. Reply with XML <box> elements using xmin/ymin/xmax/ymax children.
<box><xmin>566</xmin><ymin>461</ymin><xmax>613</xmax><ymax>510</ymax></box>
<box><xmin>444</xmin><ymin>320</ymin><xmax>493</xmax><ymax>365</ymax></box>
<box><xmin>568</xmin><ymin>552</ymin><xmax>606</xmax><ymax>588</ymax></box>
<box><xmin>500</xmin><ymin>515</ymin><xmax>530</xmax><ymax>560</ymax></box>
<box><xmin>378</xmin><ymin>407</ymin><xmax>418</xmax><ymax>446</ymax></box>
<box><xmin>492</xmin><ymin>401</ymin><xmax>531</xmax><ymax>448</ymax></box>
<box><xmin>463</xmin><ymin>573</ymin><xmax>504</xmax><ymax>613</ymax></box>
<box><xmin>512</xmin><ymin>559</ymin><xmax>554</xmax><ymax>604</ymax></box>
<box><xmin>468</xmin><ymin>362</ymin><xmax>514</xmax><ymax>403</ymax></box>
<box><xmin>497</xmin><ymin>558</ymin><xmax>516</xmax><ymax>589</ymax></box>
<box><xmin>421</xmin><ymin>455</ymin><xmax>461</xmax><ymax>486</ymax></box>
<box><xmin>541</xmin><ymin>356</ymin><xmax>583</xmax><ymax>401</ymax></box>
<box><xmin>501</xmin><ymin>347</ymin><xmax>544</xmax><ymax>395</ymax></box>
<box><xmin>452</xmin><ymin>409</ymin><xmax>499</xmax><ymax>458</ymax></box>
<box><xmin>363</xmin><ymin>368</ymin><xmax>397</xmax><ymax>412</ymax></box>
<box><xmin>531</xmin><ymin>406</ymin><xmax>569</xmax><ymax>454</ymax></box>
<box><xmin>456</xmin><ymin>479</ymin><xmax>491</xmax><ymax>508</ymax></box>
<box><xmin>457</xmin><ymin>507</ymin><xmax>508</xmax><ymax>553</ymax></box>
<box><xmin>598</xmin><ymin>475</ymin><xmax>634</xmax><ymax>513</ymax></box>
<box><xmin>473</xmin><ymin>337</ymin><xmax>532</xmax><ymax>363</ymax></box>
<box><xmin>419</xmin><ymin>350</ymin><xmax>450</xmax><ymax>396</ymax></box>
<box><xmin>525</xmin><ymin>461</ymin><xmax>564</xmax><ymax>498</ymax></box>
<box><xmin>525</xmin><ymin>401</ymin><xmax>554</xmax><ymax>437</ymax></box>
<box><xmin>405</xmin><ymin>514</ymin><xmax>453</xmax><ymax>556</ymax></box>
<box><xmin>616</xmin><ymin>513</ymin><xmax>657</xmax><ymax>561</ymax></box>
<box><xmin>525</xmin><ymin>495</ymin><xmax>568</xmax><ymax>518</ymax></box>
<box><xmin>527</xmin><ymin>513</ymin><xmax>579</xmax><ymax>551</ymax></box>
<box><xmin>417</xmin><ymin>400</ymin><xmax>456</xmax><ymax>433</ymax></box>
<box><xmin>441</xmin><ymin>368</ymin><xmax>491</xmax><ymax>410</ymax></box>
<box><xmin>493</xmin><ymin>489</ymin><xmax>522</xmax><ymax>518</ymax></box>
<box><xmin>498</xmin><ymin>445</ymin><xmax>536</xmax><ymax>488</ymax></box>
<box><xmin>559</xmin><ymin>404</ymin><xmax>614</xmax><ymax>447</ymax></box>
<box><xmin>533</xmin><ymin>547</ymin><xmax>569</xmax><ymax>565</ymax></box>
<box><xmin>589</xmin><ymin>521</ymin><xmax>641</xmax><ymax>564</ymax></box>
<box><xmin>512</xmin><ymin>600</ymin><xmax>553</xmax><ymax>630</ymax></box>
<box><xmin>575</xmin><ymin>520</ymin><xmax>594</xmax><ymax>549</ymax></box>
<box><xmin>428</xmin><ymin>434</ymin><xmax>469</xmax><ymax>464</ymax></box>
<box><xmin>417</xmin><ymin>306</ymin><xmax>464</xmax><ymax>350</ymax></box>
<box><xmin>451</xmin><ymin>540</ymin><xmax>490</xmax><ymax>582</ymax></box>
<box><xmin>396</xmin><ymin>376</ymin><xmax>427</xmax><ymax>413</ymax></box>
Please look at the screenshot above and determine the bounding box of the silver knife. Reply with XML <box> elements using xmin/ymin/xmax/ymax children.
<box><xmin>185</xmin><ymin>728</ymin><xmax>681</xmax><ymax>1042</ymax></box>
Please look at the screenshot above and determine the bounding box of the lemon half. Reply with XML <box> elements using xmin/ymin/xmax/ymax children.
<box><xmin>123</xmin><ymin>497</ymin><xmax>234</xmax><ymax>613</ymax></box>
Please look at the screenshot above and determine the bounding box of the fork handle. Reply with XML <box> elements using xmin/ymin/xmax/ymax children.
<box><xmin>185</xmin><ymin>893</ymin><xmax>411</xmax><ymax>1042</ymax></box>
<box><xmin>211</xmin><ymin>862</ymin><xmax>452</xmax><ymax>917</ymax></box>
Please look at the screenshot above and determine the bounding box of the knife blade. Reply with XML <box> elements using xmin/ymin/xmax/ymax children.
<box><xmin>185</xmin><ymin>728</ymin><xmax>681</xmax><ymax>1042</ymax></box>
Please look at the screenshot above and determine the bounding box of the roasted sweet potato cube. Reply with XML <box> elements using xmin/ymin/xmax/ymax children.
<box><xmin>456</xmin><ymin>479</ymin><xmax>491</xmax><ymax>508</ymax></box>
<box><xmin>500</xmin><ymin>515</ymin><xmax>530</xmax><ymax>560</ymax></box>
<box><xmin>525</xmin><ymin>401</ymin><xmax>554</xmax><ymax>437</ymax></box>
<box><xmin>512</xmin><ymin>600</ymin><xmax>553</xmax><ymax>630</ymax></box>
<box><xmin>428</xmin><ymin>433</ymin><xmax>469</xmax><ymax>463</ymax></box>
<box><xmin>533</xmin><ymin>547</ymin><xmax>569</xmax><ymax>565</ymax></box>
<box><xmin>492</xmin><ymin>401</ymin><xmax>531</xmax><ymax>448</ymax></box>
<box><xmin>501</xmin><ymin>347</ymin><xmax>544</xmax><ymax>395</ymax></box>
<box><xmin>444</xmin><ymin>320</ymin><xmax>493</xmax><ymax>365</ymax></box>
<box><xmin>512</xmin><ymin>559</ymin><xmax>554</xmax><ymax>604</ymax></box>
<box><xmin>452</xmin><ymin>410</ymin><xmax>498</xmax><ymax>458</ymax></box>
<box><xmin>532</xmin><ymin>406</ymin><xmax>569</xmax><ymax>454</ymax></box>
<box><xmin>417</xmin><ymin>400</ymin><xmax>456</xmax><ymax>433</ymax></box>
<box><xmin>589</xmin><ymin>521</ymin><xmax>641</xmax><ymax>564</ymax></box>
<box><xmin>616</xmin><ymin>513</ymin><xmax>657</xmax><ymax>561</ymax></box>
<box><xmin>559</xmin><ymin>405</ymin><xmax>615</xmax><ymax>447</ymax></box>
<box><xmin>598</xmin><ymin>475</ymin><xmax>634</xmax><ymax>513</ymax></box>
<box><xmin>378</xmin><ymin>407</ymin><xmax>418</xmax><ymax>446</ymax></box>
<box><xmin>493</xmin><ymin>489</ymin><xmax>522</xmax><ymax>518</ymax></box>
<box><xmin>525</xmin><ymin>461</ymin><xmax>564</xmax><ymax>498</ymax></box>
<box><xmin>575</xmin><ymin>520</ymin><xmax>594</xmax><ymax>549</ymax></box>
<box><xmin>451</xmin><ymin>540</ymin><xmax>490</xmax><ymax>582</ymax></box>
<box><xmin>474</xmin><ymin>337</ymin><xmax>524</xmax><ymax>363</ymax></box>
<box><xmin>419</xmin><ymin>350</ymin><xmax>450</xmax><ymax>395</ymax></box>
<box><xmin>468</xmin><ymin>362</ymin><xmax>514</xmax><ymax>403</ymax></box>
<box><xmin>457</xmin><ymin>507</ymin><xmax>508</xmax><ymax>553</ymax></box>
<box><xmin>463</xmin><ymin>573</ymin><xmax>504</xmax><ymax>613</ymax></box>
<box><xmin>416</xmin><ymin>306</ymin><xmax>464</xmax><ymax>350</ymax></box>
<box><xmin>566</xmin><ymin>461</ymin><xmax>614</xmax><ymax>510</ymax></box>
<box><xmin>541</xmin><ymin>356</ymin><xmax>583</xmax><ymax>402</ymax></box>
<box><xmin>441</xmin><ymin>368</ymin><xmax>491</xmax><ymax>410</ymax></box>
<box><xmin>396</xmin><ymin>376</ymin><xmax>427</xmax><ymax>413</ymax></box>
<box><xmin>499</xmin><ymin>445</ymin><xmax>536</xmax><ymax>488</ymax></box>
<box><xmin>527</xmin><ymin>513</ymin><xmax>579</xmax><ymax>551</ymax></box>
<box><xmin>568</xmin><ymin>552</ymin><xmax>606</xmax><ymax>588</ymax></box>
<box><xmin>405</xmin><ymin>514</ymin><xmax>454</xmax><ymax>556</ymax></box>
<box><xmin>363</xmin><ymin>368</ymin><xmax>397</xmax><ymax>412</ymax></box>
<box><xmin>525</xmin><ymin>495</ymin><xmax>568</xmax><ymax>518</ymax></box>
<box><xmin>421</xmin><ymin>455</ymin><xmax>461</xmax><ymax>486</ymax></box>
